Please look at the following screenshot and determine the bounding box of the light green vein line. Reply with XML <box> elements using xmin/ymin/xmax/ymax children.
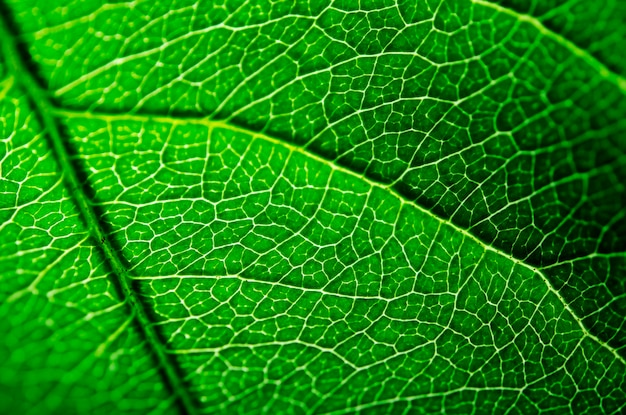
<box><xmin>0</xmin><ymin>16</ymin><xmax>198</xmax><ymax>415</ymax></box>
<box><xmin>0</xmin><ymin>74</ymin><xmax>14</xmax><ymax>99</ymax></box>
<box><xmin>472</xmin><ymin>0</ymin><xmax>626</xmax><ymax>93</ymax></box>
<box><xmin>53</xmin><ymin>107</ymin><xmax>626</xmax><ymax>367</ymax></box>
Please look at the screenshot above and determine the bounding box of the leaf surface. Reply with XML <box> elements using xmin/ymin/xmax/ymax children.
<box><xmin>0</xmin><ymin>0</ymin><xmax>625</xmax><ymax>414</ymax></box>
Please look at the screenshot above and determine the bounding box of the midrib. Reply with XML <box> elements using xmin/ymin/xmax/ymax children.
<box><xmin>0</xmin><ymin>13</ymin><xmax>198</xmax><ymax>415</ymax></box>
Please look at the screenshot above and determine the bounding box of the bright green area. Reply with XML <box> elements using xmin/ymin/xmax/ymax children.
<box><xmin>7</xmin><ymin>0</ymin><xmax>626</xmax><ymax>355</ymax></box>
<box><xmin>0</xmin><ymin>0</ymin><xmax>625</xmax><ymax>414</ymax></box>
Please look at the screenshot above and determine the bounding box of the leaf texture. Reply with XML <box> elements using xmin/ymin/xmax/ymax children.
<box><xmin>0</xmin><ymin>0</ymin><xmax>625</xmax><ymax>414</ymax></box>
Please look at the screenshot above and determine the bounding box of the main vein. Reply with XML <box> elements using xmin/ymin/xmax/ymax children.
<box><xmin>0</xmin><ymin>14</ymin><xmax>197</xmax><ymax>415</ymax></box>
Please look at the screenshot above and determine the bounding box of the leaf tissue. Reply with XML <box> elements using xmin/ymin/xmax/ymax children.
<box><xmin>0</xmin><ymin>0</ymin><xmax>625</xmax><ymax>414</ymax></box>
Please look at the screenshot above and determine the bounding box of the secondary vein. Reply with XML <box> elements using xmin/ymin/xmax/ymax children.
<box><xmin>53</xmin><ymin>107</ymin><xmax>626</xmax><ymax>367</ymax></box>
<box><xmin>0</xmin><ymin>13</ymin><xmax>198</xmax><ymax>415</ymax></box>
<box><xmin>472</xmin><ymin>0</ymin><xmax>626</xmax><ymax>93</ymax></box>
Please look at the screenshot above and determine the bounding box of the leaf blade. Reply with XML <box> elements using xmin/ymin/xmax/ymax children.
<box><xmin>1</xmin><ymin>0</ymin><xmax>625</xmax><ymax>413</ymax></box>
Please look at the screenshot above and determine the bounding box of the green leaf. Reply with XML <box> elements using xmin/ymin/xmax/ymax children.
<box><xmin>1</xmin><ymin>1</ymin><xmax>625</xmax><ymax>414</ymax></box>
